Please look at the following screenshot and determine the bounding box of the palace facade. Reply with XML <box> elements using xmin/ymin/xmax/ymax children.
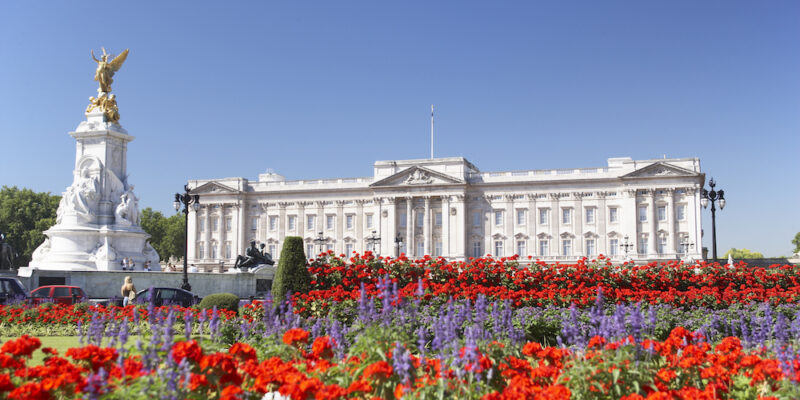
<box><xmin>186</xmin><ymin>156</ymin><xmax>704</xmax><ymax>269</ymax></box>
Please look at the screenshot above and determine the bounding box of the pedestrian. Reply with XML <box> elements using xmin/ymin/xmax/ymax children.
<box><xmin>144</xmin><ymin>261</ymin><xmax>151</xmax><ymax>271</ymax></box>
<box><xmin>129</xmin><ymin>257</ymin><xmax>136</xmax><ymax>271</ymax></box>
<box><xmin>120</xmin><ymin>259</ymin><xmax>126</xmax><ymax>271</ymax></box>
<box><xmin>121</xmin><ymin>276</ymin><xmax>136</xmax><ymax>306</ymax></box>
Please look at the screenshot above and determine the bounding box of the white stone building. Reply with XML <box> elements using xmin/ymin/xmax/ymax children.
<box><xmin>187</xmin><ymin>156</ymin><xmax>704</xmax><ymax>269</ymax></box>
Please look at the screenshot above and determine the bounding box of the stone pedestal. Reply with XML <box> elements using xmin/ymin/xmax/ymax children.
<box><xmin>27</xmin><ymin>110</ymin><xmax>160</xmax><ymax>272</ymax></box>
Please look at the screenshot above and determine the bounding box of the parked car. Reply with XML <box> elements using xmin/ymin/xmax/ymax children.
<box><xmin>0</xmin><ymin>277</ymin><xmax>28</xmax><ymax>304</ymax></box>
<box><xmin>135</xmin><ymin>287</ymin><xmax>197</xmax><ymax>307</ymax></box>
<box><xmin>30</xmin><ymin>285</ymin><xmax>87</xmax><ymax>305</ymax></box>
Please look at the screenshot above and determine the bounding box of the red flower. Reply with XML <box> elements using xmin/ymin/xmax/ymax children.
<box><xmin>282</xmin><ymin>328</ymin><xmax>310</xmax><ymax>347</ymax></box>
<box><xmin>1</xmin><ymin>335</ymin><xmax>41</xmax><ymax>358</ymax></box>
<box><xmin>311</xmin><ymin>336</ymin><xmax>335</xmax><ymax>360</ymax></box>
<box><xmin>363</xmin><ymin>360</ymin><xmax>393</xmax><ymax>381</ymax></box>
<box><xmin>7</xmin><ymin>382</ymin><xmax>50</xmax><ymax>400</ymax></box>
<box><xmin>0</xmin><ymin>373</ymin><xmax>14</xmax><ymax>392</ymax></box>
<box><xmin>220</xmin><ymin>385</ymin><xmax>243</xmax><ymax>400</ymax></box>
<box><xmin>228</xmin><ymin>342</ymin><xmax>257</xmax><ymax>362</ymax></box>
<box><xmin>172</xmin><ymin>340</ymin><xmax>203</xmax><ymax>364</ymax></box>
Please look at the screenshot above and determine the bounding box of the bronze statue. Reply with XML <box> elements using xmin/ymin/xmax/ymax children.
<box><xmin>86</xmin><ymin>93</ymin><xmax>120</xmax><ymax>123</ymax></box>
<box><xmin>0</xmin><ymin>231</ymin><xmax>16</xmax><ymax>270</ymax></box>
<box><xmin>91</xmin><ymin>48</ymin><xmax>129</xmax><ymax>94</ymax></box>
<box><xmin>234</xmin><ymin>241</ymin><xmax>275</xmax><ymax>271</ymax></box>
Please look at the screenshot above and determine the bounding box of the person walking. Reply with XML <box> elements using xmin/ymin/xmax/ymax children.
<box><xmin>121</xmin><ymin>276</ymin><xmax>136</xmax><ymax>306</ymax></box>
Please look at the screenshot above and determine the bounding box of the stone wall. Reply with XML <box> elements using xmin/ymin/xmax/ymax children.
<box><xmin>15</xmin><ymin>267</ymin><xmax>274</xmax><ymax>299</ymax></box>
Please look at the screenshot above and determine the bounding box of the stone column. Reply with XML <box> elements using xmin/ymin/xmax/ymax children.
<box><xmin>237</xmin><ymin>201</ymin><xmax>246</xmax><ymax>257</ymax></box>
<box><xmin>260</xmin><ymin>203</ymin><xmax>269</xmax><ymax>245</ymax></box>
<box><xmin>205</xmin><ymin>206</ymin><xmax>212</xmax><ymax>261</ymax></box>
<box><xmin>386</xmin><ymin>197</ymin><xmax>397</xmax><ymax>257</ymax></box>
<box><xmin>297</xmin><ymin>202</ymin><xmax>306</xmax><ymax>239</ymax></box>
<box><xmin>666</xmin><ymin>189</ymin><xmax>676</xmax><ymax>256</ymax></box>
<box><xmin>597</xmin><ymin>192</ymin><xmax>608</xmax><ymax>255</ymax></box>
<box><xmin>505</xmin><ymin>195</ymin><xmax>514</xmax><ymax>256</ymax></box>
<box><xmin>550</xmin><ymin>194</ymin><xmax>560</xmax><ymax>256</ymax></box>
<box><xmin>335</xmin><ymin>201</ymin><xmax>345</xmax><ymax>255</ymax></box>
<box><xmin>623</xmin><ymin>189</ymin><xmax>638</xmax><ymax>259</ymax></box>
<box><xmin>441</xmin><ymin>195</ymin><xmax>450</xmax><ymax>257</ymax></box>
<box><xmin>454</xmin><ymin>194</ymin><xmax>466</xmax><ymax>259</ymax></box>
<box><xmin>278</xmin><ymin>202</ymin><xmax>287</xmax><ymax>259</ymax></box>
<box><xmin>648</xmin><ymin>190</ymin><xmax>657</xmax><ymax>257</ymax></box>
<box><xmin>406</xmin><ymin>197</ymin><xmax>413</xmax><ymax>257</ymax></box>
<box><xmin>187</xmin><ymin>206</ymin><xmax>198</xmax><ymax>264</ymax></box>
<box><xmin>574</xmin><ymin>193</ymin><xmax>583</xmax><ymax>256</ymax></box>
<box><xmin>423</xmin><ymin>196</ymin><xmax>431</xmax><ymax>255</ymax></box>
<box><xmin>355</xmin><ymin>200</ymin><xmax>365</xmax><ymax>253</ymax></box>
<box><xmin>686</xmin><ymin>187</ymin><xmax>701</xmax><ymax>259</ymax></box>
<box><xmin>316</xmin><ymin>201</ymin><xmax>325</xmax><ymax>236</ymax></box>
<box><xmin>527</xmin><ymin>194</ymin><xmax>537</xmax><ymax>258</ymax></box>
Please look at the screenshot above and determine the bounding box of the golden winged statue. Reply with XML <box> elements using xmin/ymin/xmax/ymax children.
<box><xmin>91</xmin><ymin>48</ymin><xmax>129</xmax><ymax>94</ymax></box>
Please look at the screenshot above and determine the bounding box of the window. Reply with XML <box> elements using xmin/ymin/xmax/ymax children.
<box><xmin>562</xmin><ymin>239</ymin><xmax>572</xmax><ymax>256</ymax></box>
<box><xmin>516</xmin><ymin>240</ymin><xmax>526</xmax><ymax>256</ymax></box>
<box><xmin>472</xmin><ymin>212</ymin><xmax>481</xmax><ymax>227</ymax></box>
<box><xmin>494</xmin><ymin>240</ymin><xmax>504</xmax><ymax>257</ymax></box>
<box><xmin>288</xmin><ymin>216</ymin><xmax>296</xmax><ymax>230</ymax></box>
<box><xmin>657</xmin><ymin>206</ymin><xmax>666</xmax><ymax>221</ymax></box>
<box><xmin>435</xmin><ymin>212</ymin><xmax>442</xmax><ymax>226</ymax></box>
<box><xmin>366</xmin><ymin>214</ymin><xmax>374</xmax><ymax>229</ymax></box>
<box><xmin>609</xmin><ymin>239</ymin><xmax>618</xmax><ymax>256</ymax></box>
<box><xmin>306</xmin><ymin>244</ymin><xmax>314</xmax><ymax>258</ymax></box>
<box><xmin>638</xmin><ymin>206</ymin><xmax>647</xmax><ymax>222</ymax></box>
<box><xmin>199</xmin><ymin>219</ymin><xmax>205</xmax><ymax>232</ymax></box>
<box><xmin>345</xmin><ymin>243</ymin><xmax>354</xmax><ymax>255</ymax></box>
<box><xmin>472</xmin><ymin>241</ymin><xmax>482</xmax><ymax>258</ymax></box>
<box><xmin>346</xmin><ymin>214</ymin><xmax>354</xmax><ymax>229</ymax></box>
<box><xmin>539</xmin><ymin>209</ymin><xmax>549</xmax><ymax>225</ymax></box>
<box><xmin>658</xmin><ymin>236</ymin><xmax>667</xmax><ymax>254</ymax></box>
<box><xmin>268</xmin><ymin>244</ymin><xmax>276</xmax><ymax>256</ymax></box>
<box><xmin>677</xmin><ymin>205</ymin><xmax>686</xmax><ymax>221</ymax></box>
<box><xmin>250</xmin><ymin>217</ymin><xmax>257</xmax><ymax>231</ymax></box>
<box><xmin>210</xmin><ymin>243</ymin><xmax>217</xmax><ymax>259</ymax></box>
<box><xmin>225</xmin><ymin>217</ymin><xmax>232</xmax><ymax>232</ymax></box>
<box><xmin>539</xmin><ymin>240</ymin><xmax>549</xmax><ymax>256</ymax></box>
<box><xmin>211</xmin><ymin>217</ymin><xmax>219</xmax><ymax>232</ymax></box>
<box><xmin>434</xmin><ymin>240</ymin><xmax>442</xmax><ymax>256</ymax></box>
<box><xmin>269</xmin><ymin>216</ymin><xmax>277</xmax><ymax>231</ymax></box>
<box><xmin>326</xmin><ymin>215</ymin><xmax>334</xmax><ymax>230</ymax></box>
<box><xmin>416</xmin><ymin>241</ymin><xmax>424</xmax><ymax>256</ymax></box>
<box><xmin>585</xmin><ymin>208</ymin><xmax>595</xmax><ymax>224</ymax></box>
<box><xmin>307</xmin><ymin>215</ymin><xmax>315</xmax><ymax>230</ymax></box>
<box><xmin>197</xmin><ymin>242</ymin><xmax>204</xmax><ymax>259</ymax></box>
<box><xmin>494</xmin><ymin>210</ymin><xmax>503</xmax><ymax>226</ymax></box>
<box><xmin>586</xmin><ymin>239</ymin><xmax>596</xmax><ymax>256</ymax></box>
<box><xmin>562</xmin><ymin>208</ymin><xmax>571</xmax><ymax>224</ymax></box>
<box><xmin>609</xmin><ymin>207</ymin><xmax>618</xmax><ymax>223</ymax></box>
<box><xmin>416</xmin><ymin>211</ymin><xmax>424</xmax><ymax>227</ymax></box>
<box><xmin>225</xmin><ymin>242</ymin><xmax>231</xmax><ymax>259</ymax></box>
<box><xmin>638</xmin><ymin>236</ymin><xmax>648</xmax><ymax>255</ymax></box>
<box><xmin>399</xmin><ymin>212</ymin><xmax>407</xmax><ymax>227</ymax></box>
<box><xmin>516</xmin><ymin>209</ymin><xmax>526</xmax><ymax>225</ymax></box>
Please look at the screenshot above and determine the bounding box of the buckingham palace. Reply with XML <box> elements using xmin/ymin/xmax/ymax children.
<box><xmin>186</xmin><ymin>156</ymin><xmax>704</xmax><ymax>269</ymax></box>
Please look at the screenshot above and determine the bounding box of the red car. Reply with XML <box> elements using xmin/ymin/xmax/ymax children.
<box><xmin>30</xmin><ymin>285</ymin><xmax>87</xmax><ymax>305</ymax></box>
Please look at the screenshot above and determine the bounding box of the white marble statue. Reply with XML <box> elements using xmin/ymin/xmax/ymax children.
<box><xmin>56</xmin><ymin>168</ymin><xmax>100</xmax><ymax>224</ymax></box>
<box><xmin>114</xmin><ymin>185</ymin><xmax>140</xmax><ymax>226</ymax></box>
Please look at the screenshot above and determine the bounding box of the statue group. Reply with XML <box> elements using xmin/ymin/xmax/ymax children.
<box><xmin>88</xmin><ymin>48</ymin><xmax>128</xmax><ymax>124</ymax></box>
<box><xmin>0</xmin><ymin>232</ymin><xmax>15</xmax><ymax>270</ymax></box>
<box><xmin>234</xmin><ymin>241</ymin><xmax>275</xmax><ymax>271</ymax></box>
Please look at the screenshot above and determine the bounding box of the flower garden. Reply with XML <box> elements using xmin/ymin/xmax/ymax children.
<box><xmin>1</xmin><ymin>253</ymin><xmax>799</xmax><ymax>399</ymax></box>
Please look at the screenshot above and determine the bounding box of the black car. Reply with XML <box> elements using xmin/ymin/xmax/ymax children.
<box><xmin>0</xmin><ymin>277</ymin><xmax>29</xmax><ymax>305</ymax></box>
<box><xmin>135</xmin><ymin>287</ymin><xmax>197</xmax><ymax>307</ymax></box>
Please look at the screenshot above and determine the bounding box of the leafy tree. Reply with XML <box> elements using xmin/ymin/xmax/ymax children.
<box><xmin>0</xmin><ymin>186</ymin><xmax>60</xmax><ymax>266</ymax></box>
<box><xmin>793</xmin><ymin>232</ymin><xmax>800</xmax><ymax>254</ymax></box>
<box><xmin>723</xmin><ymin>248</ymin><xmax>764</xmax><ymax>259</ymax></box>
<box><xmin>271</xmin><ymin>236</ymin><xmax>311</xmax><ymax>304</ymax></box>
<box><xmin>139</xmin><ymin>208</ymin><xmax>185</xmax><ymax>262</ymax></box>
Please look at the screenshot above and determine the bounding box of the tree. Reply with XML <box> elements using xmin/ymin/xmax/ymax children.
<box><xmin>139</xmin><ymin>208</ymin><xmax>185</xmax><ymax>262</ymax></box>
<box><xmin>0</xmin><ymin>186</ymin><xmax>60</xmax><ymax>266</ymax></box>
<box><xmin>793</xmin><ymin>232</ymin><xmax>800</xmax><ymax>254</ymax></box>
<box><xmin>723</xmin><ymin>248</ymin><xmax>764</xmax><ymax>259</ymax></box>
<box><xmin>271</xmin><ymin>236</ymin><xmax>311</xmax><ymax>304</ymax></box>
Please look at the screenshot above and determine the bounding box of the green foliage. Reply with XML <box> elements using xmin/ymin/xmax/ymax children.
<box><xmin>793</xmin><ymin>232</ymin><xmax>800</xmax><ymax>254</ymax></box>
<box><xmin>723</xmin><ymin>247</ymin><xmax>764</xmax><ymax>259</ymax></box>
<box><xmin>139</xmin><ymin>207</ymin><xmax>185</xmax><ymax>261</ymax></box>
<box><xmin>198</xmin><ymin>293</ymin><xmax>239</xmax><ymax>313</ymax></box>
<box><xmin>271</xmin><ymin>236</ymin><xmax>311</xmax><ymax>304</ymax></box>
<box><xmin>0</xmin><ymin>186</ymin><xmax>60</xmax><ymax>267</ymax></box>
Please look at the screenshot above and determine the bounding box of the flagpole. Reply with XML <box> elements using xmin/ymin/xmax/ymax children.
<box><xmin>430</xmin><ymin>104</ymin><xmax>434</xmax><ymax>160</ymax></box>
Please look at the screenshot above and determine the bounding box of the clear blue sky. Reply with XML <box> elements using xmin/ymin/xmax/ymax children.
<box><xmin>1</xmin><ymin>1</ymin><xmax>798</xmax><ymax>256</ymax></box>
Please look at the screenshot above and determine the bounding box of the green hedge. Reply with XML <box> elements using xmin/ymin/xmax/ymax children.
<box><xmin>198</xmin><ymin>293</ymin><xmax>239</xmax><ymax>313</ymax></box>
<box><xmin>271</xmin><ymin>236</ymin><xmax>311</xmax><ymax>305</ymax></box>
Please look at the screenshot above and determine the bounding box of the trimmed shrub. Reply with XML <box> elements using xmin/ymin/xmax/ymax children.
<box><xmin>198</xmin><ymin>293</ymin><xmax>239</xmax><ymax>313</ymax></box>
<box><xmin>271</xmin><ymin>236</ymin><xmax>311</xmax><ymax>304</ymax></box>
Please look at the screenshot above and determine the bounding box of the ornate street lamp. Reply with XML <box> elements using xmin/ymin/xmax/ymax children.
<box><xmin>394</xmin><ymin>233</ymin><xmax>403</xmax><ymax>258</ymax></box>
<box><xmin>365</xmin><ymin>230</ymin><xmax>381</xmax><ymax>256</ymax></box>
<box><xmin>174</xmin><ymin>184</ymin><xmax>200</xmax><ymax>291</ymax></box>
<box><xmin>313</xmin><ymin>231</ymin><xmax>326</xmax><ymax>257</ymax></box>
<box><xmin>621</xmin><ymin>235</ymin><xmax>634</xmax><ymax>260</ymax></box>
<box><xmin>700</xmin><ymin>178</ymin><xmax>725</xmax><ymax>261</ymax></box>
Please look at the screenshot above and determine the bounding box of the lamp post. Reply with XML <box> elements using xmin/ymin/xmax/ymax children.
<box><xmin>394</xmin><ymin>233</ymin><xmax>403</xmax><ymax>258</ymax></box>
<box><xmin>174</xmin><ymin>184</ymin><xmax>200</xmax><ymax>291</ymax></box>
<box><xmin>313</xmin><ymin>231</ymin><xmax>326</xmax><ymax>257</ymax></box>
<box><xmin>365</xmin><ymin>230</ymin><xmax>381</xmax><ymax>256</ymax></box>
<box><xmin>700</xmin><ymin>178</ymin><xmax>725</xmax><ymax>262</ymax></box>
<box><xmin>621</xmin><ymin>235</ymin><xmax>634</xmax><ymax>260</ymax></box>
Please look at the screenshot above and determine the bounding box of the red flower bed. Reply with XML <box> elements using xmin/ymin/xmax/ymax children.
<box><xmin>295</xmin><ymin>253</ymin><xmax>800</xmax><ymax>311</ymax></box>
<box><xmin>0</xmin><ymin>303</ymin><xmax>236</xmax><ymax>326</ymax></box>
